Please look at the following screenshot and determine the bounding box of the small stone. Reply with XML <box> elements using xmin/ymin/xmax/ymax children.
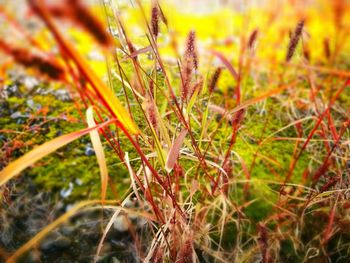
<box><xmin>110</xmin><ymin>240</ymin><xmax>127</xmax><ymax>249</ymax></box>
<box><xmin>123</xmin><ymin>199</ymin><xmax>134</xmax><ymax>208</ymax></box>
<box><xmin>136</xmin><ymin>217</ymin><xmax>147</xmax><ymax>229</ymax></box>
<box><xmin>16</xmin><ymin>118</ymin><xmax>25</xmax><ymax>125</ymax></box>
<box><xmin>26</xmin><ymin>99</ymin><xmax>41</xmax><ymax>110</ymax></box>
<box><xmin>54</xmin><ymin>236</ymin><xmax>71</xmax><ymax>249</ymax></box>
<box><xmin>85</xmin><ymin>146</ymin><xmax>95</xmax><ymax>156</ymax></box>
<box><xmin>127</xmin><ymin>214</ymin><xmax>138</xmax><ymax>221</ymax></box>
<box><xmin>22</xmin><ymin>76</ymin><xmax>38</xmax><ymax>90</ymax></box>
<box><xmin>113</xmin><ymin>215</ymin><xmax>129</xmax><ymax>232</ymax></box>
<box><xmin>112</xmin><ymin>258</ymin><xmax>121</xmax><ymax>263</ymax></box>
<box><xmin>56</xmin><ymin>130</ymin><xmax>63</xmax><ymax>137</ymax></box>
<box><xmin>60</xmin><ymin>182</ymin><xmax>74</xmax><ymax>198</ymax></box>
<box><xmin>6</xmin><ymin>84</ymin><xmax>19</xmax><ymax>97</ymax></box>
<box><xmin>40</xmin><ymin>234</ymin><xmax>71</xmax><ymax>250</ymax></box>
<box><xmin>40</xmin><ymin>234</ymin><xmax>59</xmax><ymax>250</ymax></box>
<box><xmin>28</xmin><ymin>250</ymin><xmax>41</xmax><ymax>263</ymax></box>
<box><xmin>10</xmin><ymin>111</ymin><xmax>22</xmax><ymax>119</ymax></box>
<box><xmin>60</xmin><ymin>225</ymin><xmax>75</xmax><ymax>236</ymax></box>
<box><xmin>54</xmin><ymin>89</ymin><xmax>72</xmax><ymax>102</ymax></box>
<box><xmin>100</xmin><ymin>243</ymin><xmax>112</xmax><ymax>254</ymax></box>
<box><xmin>65</xmin><ymin>204</ymin><xmax>74</xmax><ymax>212</ymax></box>
<box><xmin>75</xmin><ymin>178</ymin><xmax>83</xmax><ymax>186</ymax></box>
<box><xmin>0</xmin><ymin>135</ymin><xmax>8</xmax><ymax>143</ymax></box>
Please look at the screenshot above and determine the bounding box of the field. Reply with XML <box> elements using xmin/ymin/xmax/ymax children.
<box><xmin>0</xmin><ymin>0</ymin><xmax>350</xmax><ymax>262</ymax></box>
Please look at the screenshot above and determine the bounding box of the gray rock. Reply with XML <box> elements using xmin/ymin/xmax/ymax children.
<box><xmin>85</xmin><ymin>146</ymin><xmax>95</xmax><ymax>156</ymax></box>
<box><xmin>60</xmin><ymin>182</ymin><xmax>74</xmax><ymax>198</ymax></box>
<box><xmin>40</xmin><ymin>234</ymin><xmax>71</xmax><ymax>250</ymax></box>
<box><xmin>26</xmin><ymin>99</ymin><xmax>41</xmax><ymax>110</ymax></box>
<box><xmin>60</xmin><ymin>225</ymin><xmax>75</xmax><ymax>236</ymax></box>
<box><xmin>10</xmin><ymin>111</ymin><xmax>22</xmax><ymax>119</ymax></box>
<box><xmin>54</xmin><ymin>89</ymin><xmax>72</xmax><ymax>102</ymax></box>
<box><xmin>113</xmin><ymin>215</ymin><xmax>129</xmax><ymax>232</ymax></box>
<box><xmin>54</xmin><ymin>236</ymin><xmax>71</xmax><ymax>249</ymax></box>
<box><xmin>22</xmin><ymin>76</ymin><xmax>38</xmax><ymax>90</ymax></box>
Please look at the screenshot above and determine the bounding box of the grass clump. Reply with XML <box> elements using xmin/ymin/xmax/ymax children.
<box><xmin>1</xmin><ymin>0</ymin><xmax>350</xmax><ymax>262</ymax></box>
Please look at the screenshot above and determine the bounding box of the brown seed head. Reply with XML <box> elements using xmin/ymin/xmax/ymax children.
<box><xmin>151</xmin><ymin>3</ymin><xmax>159</xmax><ymax>38</ymax></box>
<box><xmin>185</xmin><ymin>30</ymin><xmax>198</xmax><ymax>69</ymax></box>
<box><xmin>286</xmin><ymin>20</ymin><xmax>304</xmax><ymax>62</ymax></box>
<box><xmin>208</xmin><ymin>67</ymin><xmax>222</xmax><ymax>94</ymax></box>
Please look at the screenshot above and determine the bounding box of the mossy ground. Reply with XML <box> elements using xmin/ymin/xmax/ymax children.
<box><xmin>1</xmin><ymin>1</ymin><xmax>350</xmax><ymax>262</ymax></box>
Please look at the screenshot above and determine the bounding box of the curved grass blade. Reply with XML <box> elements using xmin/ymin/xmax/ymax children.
<box><xmin>86</xmin><ymin>107</ymin><xmax>109</xmax><ymax>203</ymax></box>
<box><xmin>165</xmin><ymin>129</ymin><xmax>188</xmax><ymax>172</ymax></box>
<box><xmin>209</xmin><ymin>49</ymin><xmax>239</xmax><ymax>81</ymax></box>
<box><xmin>28</xmin><ymin>0</ymin><xmax>139</xmax><ymax>135</ymax></box>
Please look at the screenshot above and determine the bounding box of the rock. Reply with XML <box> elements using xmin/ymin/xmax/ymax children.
<box><xmin>26</xmin><ymin>99</ymin><xmax>41</xmax><ymax>110</ymax></box>
<box><xmin>22</xmin><ymin>76</ymin><xmax>38</xmax><ymax>90</ymax></box>
<box><xmin>10</xmin><ymin>111</ymin><xmax>22</xmax><ymax>119</ymax></box>
<box><xmin>60</xmin><ymin>225</ymin><xmax>75</xmax><ymax>236</ymax></box>
<box><xmin>110</xmin><ymin>240</ymin><xmax>127</xmax><ymax>249</ymax></box>
<box><xmin>75</xmin><ymin>178</ymin><xmax>83</xmax><ymax>186</ymax></box>
<box><xmin>123</xmin><ymin>199</ymin><xmax>134</xmax><ymax>208</ymax></box>
<box><xmin>0</xmin><ymin>134</ymin><xmax>8</xmax><ymax>143</ymax></box>
<box><xmin>136</xmin><ymin>217</ymin><xmax>147</xmax><ymax>229</ymax></box>
<box><xmin>54</xmin><ymin>89</ymin><xmax>72</xmax><ymax>102</ymax></box>
<box><xmin>127</xmin><ymin>213</ymin><xmax>138</xmax><ymax>221</ymax></box>
<box><xmin>100</xmin><ymin>242</ymin><xmax>112</xmax><ymax>254</ymax></box>
<box><xmin>16</xmin><ymin>118</ymin><xmax>25</xmax><ymax>125</ymax></box>
<box><xmin>112</xmin><ymin>258</ymin><xmax>121</xmax><ymax>263</ymax></box>
<box><xmin>40</xmin><ymin>234</ymin><xmax>71</xmax><ymax>250</ymax></box>
<box><xmin>27</xmin><ymin>250</ymin><xmax>41</xmax><ymax>263</ymax></box>
<box><xmin>85</xmin><ymin>146</ymin><xmax>95</xmax><ymax>156</ymax></box>
<box><xmin>65</xmin><ymin>204</ymin><xmax>74</xmax><ymax>212</ymax></box>
<box><xmin>55</xmin><ymin>130</ymin><xmax>63</xmax><ymax>137</ymax></box>
<box><xmin>54</xmin><ymin>236</ymin><xmax>72</xmax><ymax>249</ymax></box>
<box><xmin>113</xmin><ymin>215</ymin><xmax>129</xmax><ymax>232</ymax></box>
<box><xmin>60</xmin><ymin>182</ymin><xmax>74</xmax><ymax>198</ymax></box>
<box><xmin>5</xmin><ymin>84</ymin><xmax>20</xmax><ymax>97</ymax></box>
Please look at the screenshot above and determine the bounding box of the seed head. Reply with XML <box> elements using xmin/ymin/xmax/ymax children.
<box><xmin>208</xmin><ymin>68</ymin><xmax>222</xmax><ymax>94</ymax></box>
<box><xmin>286</xmin><ymin>20</ymin><xmax>305</xmax><ymax>62</ymax></box>
<box><xmin>185</xmin><ymin>30</ymin><xmax>198</xmax><ymax>69</ymax></box>
<box><xmin>151</xmin><ymin>3</ymin><xmax>159</xmax><ymax>39</ymax></box>
<box><xmin>248</xmin><ymin>29</ymin><xmax>259</xmax><ymax>50</ymax></box>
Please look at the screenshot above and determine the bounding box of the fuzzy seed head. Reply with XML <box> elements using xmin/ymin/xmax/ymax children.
<box><xmin>248</xmin><ymin>29</ymin><xmax>259</xmax><ymax>50</ymax></box>
<box><xmin>151</xmin><ymin>4</ymin><xmax>159</xmax><ymax>38</ymax></box>
<box><xmin>208</xmin><ymin>67</ymin><xmax>222</xmax><ymax>94</ymax></box>
<box><xmin>286</xmin><ymin>20</ymin><xmax>304</xmax><ymax>62</ymax></box>
<box><xmin>185</xmin><ymin>30</ymin><xmax>198</xmax><ymax>69</ymax></box>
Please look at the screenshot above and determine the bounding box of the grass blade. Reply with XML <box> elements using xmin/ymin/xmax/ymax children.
<box><xmin>165</xmin><ymin>129</ymin><xmax>188</xmax><ymax>172</ymax></box>
<box><xmin>29</xmin><ymin>0</ymin><xmax>139</xmax><ymax>135</ymax></box>
<box><xmin>86</xmin><ymin>107</ymin><xmax>109</xmax><ymax>203</ymax></box>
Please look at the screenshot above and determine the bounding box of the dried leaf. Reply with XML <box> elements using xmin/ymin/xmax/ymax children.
<box><xmin>165</xmin><ymin>129</ymin><xmax>188</xmax><ymax>172</ymax></box>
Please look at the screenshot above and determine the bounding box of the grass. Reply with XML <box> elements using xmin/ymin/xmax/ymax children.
<box><xmin>0</xmin><ymin>0</ymin><xmax>350</xmax><ymax>262</ymax></box>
